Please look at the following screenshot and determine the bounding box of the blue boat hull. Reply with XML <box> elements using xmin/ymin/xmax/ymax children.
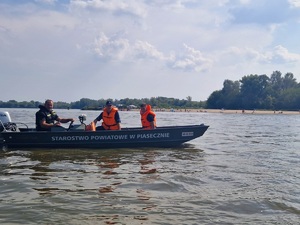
<box><xmin>1</xmin><ymin>124</ymin><xmax>209</xmax><ymax>150</ymax></box>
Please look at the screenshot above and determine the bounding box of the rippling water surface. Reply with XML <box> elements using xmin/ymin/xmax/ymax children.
<box><xmin>1</xmin><ymin>109</ymin><xmax>300</xmax><ymax>224</ymax></box>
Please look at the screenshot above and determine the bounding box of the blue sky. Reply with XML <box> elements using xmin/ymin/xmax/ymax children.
<box><xmin>1</xmin><ymin>0</ymin><xmax>300</xmax><ymax>102</ymax></box>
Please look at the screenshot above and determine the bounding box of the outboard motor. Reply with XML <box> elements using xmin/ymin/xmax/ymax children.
<box><xmin>0</xmin><ymin>111</ymin><xmax>12</xmax><ymax>124</ymax></box>
<box><xmin>0</xmin><ymin>111</ymin><xmax>18</xmax><ymax>132</ymax></box>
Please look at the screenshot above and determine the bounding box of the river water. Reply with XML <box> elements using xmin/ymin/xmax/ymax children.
<box><xmin>0</xmin><ymin>108</ymin><xmax>300</xmax><ymax>225</ymax></box>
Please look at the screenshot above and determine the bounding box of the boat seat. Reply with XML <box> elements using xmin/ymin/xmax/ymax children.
<box><xmin>51</xmin><ymin>126</ymin><xmax>67</xmax><ymax>132</ymax></box>
<box><xmin>68</xmin><ymin>124</ymin><xmax>86</xmax><ymax>132</ymax></box>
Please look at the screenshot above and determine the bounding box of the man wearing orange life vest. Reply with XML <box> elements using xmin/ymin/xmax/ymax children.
<box><xmin>140</xmin><ymin>103</ymin><xmax>156</xmax><ymax>129</ymax></box>
<box><xmin>93</xmin><ymin>101</ymin><xmax>121</xmax><ymax>130</ymax></box>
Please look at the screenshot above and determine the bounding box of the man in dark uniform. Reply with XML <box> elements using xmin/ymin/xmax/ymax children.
<box><xmin>35</xmin><ymin>99</ymin><xmax>75</xmax><ymax>131</ymax></box>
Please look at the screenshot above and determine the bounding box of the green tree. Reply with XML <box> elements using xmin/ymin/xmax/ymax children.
<box><xmin>206</xmin><ymin>79</ymin><xmax>240</xmax><ymax>109</ymax></box>
<box><xmin>239</xmin><ymin>74</ymin><xmax>270</xmax><ymax>109</ymax></box>
<box><xmin>282</xmin><ymin>72</ymin><xmax>297</xmax><ymax>89</ymax></box>
<box><xmin>222</xmin><ymin>80</ymin><xmax>240</xmax><ymax>109</ymax></box>
<box><xmin>206</xmin><ymin>90</ymin><xmax>223</xmax><ymax>109</ymax></box>
<box><xmin>277</xmin><ymin>87</ymin><xmax>300</xmax><ymax>110</ymax></box>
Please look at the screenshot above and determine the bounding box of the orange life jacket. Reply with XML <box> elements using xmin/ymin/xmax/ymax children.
<box><xmin>102</xmin><ymin>107</ymin><xmax>119</xmax><ymax>130</ymax></box>
<box><xmin>140</xmin><ymin>105</ymin><xmax>156</xmax><ymax>129</ymax></box>
<box><xmin>85</xmin><ymin>121</ymin><xmax>96</xmax><ymax>131</ymax></box>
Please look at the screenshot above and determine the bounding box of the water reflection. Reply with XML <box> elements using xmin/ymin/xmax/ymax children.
<box><xmin>1</xmin><ymin>110</ymin><xmax>300</xmax><ymax>224</ymax></box>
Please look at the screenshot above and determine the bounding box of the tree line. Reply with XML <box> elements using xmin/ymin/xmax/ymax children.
<box><xmin>0</xmin><ymin>71</ymin><xmax>299</xmax><ymax>111</ymax></box>
<box><xmin>206</xmin><ymin>71</ymin><xmax>300</xmax><ymax>110</ymax></box>
<box><xmin>0</xmin><ymin>97</ymin><xmax>205</xmax><ymax>110</ymax></box>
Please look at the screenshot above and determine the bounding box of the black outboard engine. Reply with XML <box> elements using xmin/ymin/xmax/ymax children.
<box><xmin>0</xmin><ymin>111</ymin><xmax>18</xmax><ymax>132</ymax></box>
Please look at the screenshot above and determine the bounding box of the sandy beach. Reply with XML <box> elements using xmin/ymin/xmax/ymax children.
<box><xmin>151</xmin><ymin>108</ymin><xmax>300</xmax><ymax>115</ymax></box>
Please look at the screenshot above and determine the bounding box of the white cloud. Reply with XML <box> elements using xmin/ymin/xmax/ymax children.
<box><xmin>93</xmin><ymin>33</ymin><xmax>131</xmax><ymax>60</ymax></box>
<box><xmin>225</xmin><ymin>46</ymin><xmax>271</xmax><ymax>63</ymax></box>
<box><xmin>34</xmin><ymin>0</ymin><xmax>57</xmax><ymax>5</ymax></box>
<box><xmin>92</xmin><ymin>33</ymin><xmax>168</xmax><ymax>62</ymax></box>
<box><xmin>272</xmin><ymin>45</ymin><xmax>300</xmax><ymax>63</ymax></box>
<box><xmin>91</xmin><ymin>33</ymin><xmax>212</xmax><ymax>72</ymax></box>
<box><xmin>133</xmin><ymin>41</ymin><xmax>167</xmax><ymax>61</ymax></box>
<box><xmin>172</xmin><ymin>44</ymin><xmax>213</xmax><ymax>72</ymax></box>
<box><xmin>288</xmin><ymin>0</ymin><xmax>300</xmax><ymax>7</ymax></box>
<box><xmin>222</xmin><ymin>45</ymin><xmax>300</xmax><ymax>65</ymax></box>
<box><xmin>238</xmin><ymin>0</ymin><xmax>251</xmax><ymax>4</ymax></box>
<box><xmin>70</xmin><ymin>0</ymin><xmax>147</xmax><ymax>18</ymax></box>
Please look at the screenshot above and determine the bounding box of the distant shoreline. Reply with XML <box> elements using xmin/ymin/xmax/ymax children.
<box><xmin>83</xmin><ymin>107</ymin><xmax>300</xmax><ymax>115</ymax></box>
<box><xmin>147</xmin><ymin>108</ymin><xmax>300</xmax><ymax>115</ymax></box>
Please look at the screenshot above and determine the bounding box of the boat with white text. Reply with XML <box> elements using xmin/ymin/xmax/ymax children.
<box><xmin>0</xmin><ymin>111</ymin><xmax>209</xmax><ymax>150</ymax></box>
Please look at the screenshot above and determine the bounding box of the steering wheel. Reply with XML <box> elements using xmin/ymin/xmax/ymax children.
<box><xmin>67</xmin><ymin>121</ymin><xmax>74</xmax><ymax>131</ymax></box>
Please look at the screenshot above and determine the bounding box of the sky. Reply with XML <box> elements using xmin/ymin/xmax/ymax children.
<box><xmin>1</xmin><ymin>0</ymin><xmax>300</xmax><ymax>103</ymax></box>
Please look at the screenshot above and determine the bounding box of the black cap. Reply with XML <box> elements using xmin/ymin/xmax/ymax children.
<box><xmin>106</xmin><ymin>101</ymin><xmax>112</xmax><ymax>106</ymax></box>
<box><xmin>140</xmin><ymin>103</ymin><xmax>146</xmax><ymax>108</ymax></box>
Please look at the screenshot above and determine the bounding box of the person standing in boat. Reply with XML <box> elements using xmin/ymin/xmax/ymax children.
<box><xmin>35</xmin><ymin>99</ymin><xmax>75</xmax><ymax>131</ymax></box>
<box><xmin>140</xmin><ymin>103</ymin><xmax>156</xmax><ymax>129</ymax></box>
<box><xmin>93</xmin><ymin>101</ymin><xmax>121</xmax><ymax>130</ymax></box>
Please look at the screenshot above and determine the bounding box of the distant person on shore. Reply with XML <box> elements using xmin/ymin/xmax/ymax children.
<box><xmin>93</xmin><ymin>101</ymin><xmax>121</xmax><ymax>130</ymax></box>
<box><xmin>35</xmin><ymin>99</ymin><xmax>75</xmax><ymax>131</ymax></box>
<box><xmin>140</xmin><ymin>103</ymin><xmax>156</xmax><ymax>129</ymax></box>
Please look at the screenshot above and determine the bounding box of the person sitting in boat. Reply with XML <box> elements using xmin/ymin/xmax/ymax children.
<box><xmin>93</xmin><ymin>101</ymin><xmax>121</xmax><ymax>130</ymax></box>
<box><xmin>140</xmin><ymin>103</ymin><xmax>156</xmax><ymax>129</ymax></box>
<box><xmin>35</xmin><ymin>99</ymin><xmax>75</xmax><ymax>131</ymax></box>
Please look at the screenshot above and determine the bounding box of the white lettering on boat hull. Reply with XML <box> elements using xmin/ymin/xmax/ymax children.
<box><xmin>51</xmin><ymin>132</ymin><xmax>170</xmax><ymax>142</ymax></box>
<box><xmin>182</xmin><ymin>132</ymin><xmax>194</xmax><ymax>137</ymax></box>
<box><xmin>51</xmin><ymin>136</ymin><xmax>90</xmax><ymax>141</ymax></box>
